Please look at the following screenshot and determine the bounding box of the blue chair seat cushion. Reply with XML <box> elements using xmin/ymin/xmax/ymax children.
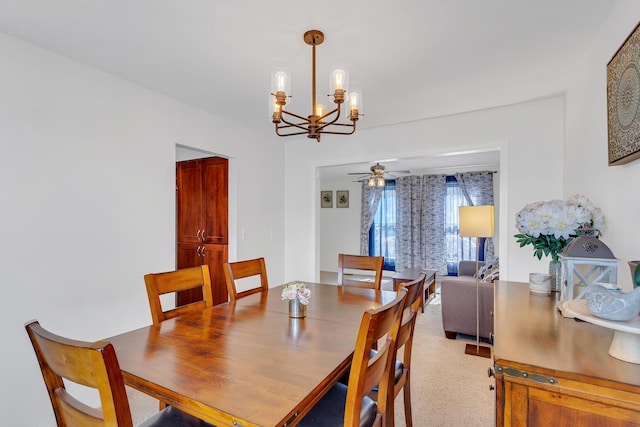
<box><xmin>297</xmin><ymin>382</ymin><xmax>377</xmax><ymax>427</ymax></box>
<box><xmin>140</xmin><ymin>405</ymin><xmax>216</xmax><ymax>427</ymax></box>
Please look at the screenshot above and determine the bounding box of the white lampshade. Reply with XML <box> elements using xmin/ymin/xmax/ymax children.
<box><xmin>459</xmin><ymin>205</ymin><xmax>495</xmax><ymax>238</ymax></box>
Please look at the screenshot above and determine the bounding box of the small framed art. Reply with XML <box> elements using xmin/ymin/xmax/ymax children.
<box><xmin>320</xmin><ymin>191</ymin><xmax>333</xmax><ymax>208</ymax></box>
<box><xmin>607</xmin><ymin>21</ymin><xmax>640</xmax><ymax>166</ymax></box>
<box><xmin>336</xmin><ymin>190</ymin><xmax>349</xmax><ymax>208</ymax></box>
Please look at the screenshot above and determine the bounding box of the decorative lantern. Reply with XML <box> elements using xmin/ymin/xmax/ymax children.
<box><xmin>558</xmin><ymin>228</ymin><xmax>618</xmax><ymax>318</ymax></box>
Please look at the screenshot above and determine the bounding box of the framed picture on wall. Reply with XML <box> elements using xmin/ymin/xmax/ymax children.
<box><xmin>320</xmin><ymin>190</ymin><xmax>333</xmax><ymax>208</ymax></box>
<box><xmin>607</xmin><ymin>21</ymin><xmax>640</xmax><ymax>166</ymax></box>
<box><xmin>336</xmin><ymin>190</ymin><xmax>349</xmax><ymax>208</ymax></box>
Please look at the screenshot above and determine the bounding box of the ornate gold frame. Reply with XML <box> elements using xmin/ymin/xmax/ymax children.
<box><xmin>607</xmin><ymin>21</ymin><xmax>640</xmax><ymax>166</ymax></box>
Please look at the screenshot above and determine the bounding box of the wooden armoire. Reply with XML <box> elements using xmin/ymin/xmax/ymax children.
<box><xmin>176</xmin><ymin>156</ymin><xmax>228</xmax><ymax>306</ymax></box>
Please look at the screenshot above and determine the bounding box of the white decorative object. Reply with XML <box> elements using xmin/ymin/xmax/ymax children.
<box><xmin>557</xmin><ymin>228</ymin><xmax>618</xmax><ymax>318</ymax></box>
<box><xmin>583</xmin><ymin>284</ymin><xmax>640</xmax><ymax>321</ymax></box>
<box><xmin>563</xmin><ymin>299</ymin><xmax>640</xmax><ymax>364</ymax></box>
<box><xmin>529</xmin><ymin>273</ymin><xmax>552</xmax><ymax>296</ymax></box>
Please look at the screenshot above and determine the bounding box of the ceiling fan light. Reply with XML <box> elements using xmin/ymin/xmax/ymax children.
<box><xmin>377</xmin><ymin>176</ymin><xmax>385</xmax><ymax>187</ymax></box>
<box><xmin>368</xmin><ymin>176</ymin><xmax>375</xmax><ymax>187</ymax></box>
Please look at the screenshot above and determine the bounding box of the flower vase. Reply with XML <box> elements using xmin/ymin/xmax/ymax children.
<box><xmin>289</xmin><ymin>299</ymin><xmax>306</xmax><ymax>318</ymax></box>
<box><xmin>549</xmin><ymin>260</ymin><xmax>562</xmax><ymax>292</ymax></box>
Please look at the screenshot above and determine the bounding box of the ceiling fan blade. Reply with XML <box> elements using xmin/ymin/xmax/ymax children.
<box><xmin>347</xmin><ymin>172</ymin><xmax>370</xmax><ymax>176</ymax></box>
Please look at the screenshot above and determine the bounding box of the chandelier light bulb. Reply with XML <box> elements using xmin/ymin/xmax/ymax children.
<box><xmin>349</xmin><ymin>92</ymin><xmax>359</xmax><ymax>110</ymax></box>
<box><xmin>332</xmin><ymin>69</ymin><xmax>346</xmax><ymax>90</ymax></box>
<box><xmin>275</xmin><ymin>71</ymin><xmax>288</xmax><ymax>92</ymax></box>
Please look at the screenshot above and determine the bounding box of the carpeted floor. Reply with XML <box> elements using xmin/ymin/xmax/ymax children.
<box><xmin>128</xmin><ymin>283</ymin><xmax>496</xmax><ymax>426</ymax></box>
<box><xmin>391</xmin><ymin>290</ymin><xmax>495</xmax><ymax>426</ymax></box>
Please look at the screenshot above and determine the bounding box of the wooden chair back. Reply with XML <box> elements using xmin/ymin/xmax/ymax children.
<box><xmin>25</xmin><ymin>320</ymin><xmax>133</xmax><ymax>427</ymax></box>
<box><xmin>389</xmin><ymin>273</ymin><xmax>426</xmax><ymax>426</ymax></box>
<box><xmin>345</xmin><ymin>287</ymin><xmax>407</xmax><ymax>427</ymax></box>
<box><xmin>223</xmin><ymin>257</ymin><xmax>269</xmax><ymax>300</ymax></box>
<box><xmin>144</xmin><ymin>265</ymin><xmax>213</xmax><ymax>325</ymax></box>
<box><xmin>337</xmin><ymin>254</ymin><xmax>384</xmax><ymax>290</ymax></box>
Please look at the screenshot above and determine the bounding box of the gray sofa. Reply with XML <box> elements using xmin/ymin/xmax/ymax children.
<box><xmin>441</xmin><ymin>260</ymin><xmax>494</xmax><ymax>341</ymax></box>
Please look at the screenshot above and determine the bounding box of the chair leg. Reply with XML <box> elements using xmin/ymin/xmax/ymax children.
<box><xmin>403</xmin><ymin>375</ymin><xmax>413</xmax><ymax>427</ymax></box>
<box><xmin>385</xmin><ymin>390</ymin><xmax>395</xmax><ymax>427</ymax></box>
<box><xmin>444</xmin><ymin>330</ymin><xmax>457</xmax><ymax>339</ymax></box>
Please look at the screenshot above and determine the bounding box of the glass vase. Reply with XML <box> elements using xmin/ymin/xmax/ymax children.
<box><xmin>549</xmin><ymin>260</ymin><xmax>562</xmax><ymax>292</ymax></box>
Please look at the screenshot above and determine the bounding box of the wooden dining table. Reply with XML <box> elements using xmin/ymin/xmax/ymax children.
<box><xmin>108</xmin><ymin>283</ymin><xmax>397</xmax><ymax>427</ymax></box>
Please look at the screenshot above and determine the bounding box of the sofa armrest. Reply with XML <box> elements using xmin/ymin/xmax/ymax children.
<box><xmin>458</xmin><ymin>260</ymin><xmax>485</xmax><ymax>277</ymax></box>
<box><xmin>441</xmin><ymin>276</ymin><xmax>494</xmax><ymax>339</ymax></box>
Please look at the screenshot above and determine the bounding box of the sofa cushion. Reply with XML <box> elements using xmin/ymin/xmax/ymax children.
<box><xmin>458</xmin><ymin>260</ymin><xmax>485</xmax><ymax>277</ymax></box>
<box><xmin>476</xmin><ymin>257</ymin><xmax>499</xmax><ymax>282</ymax></box>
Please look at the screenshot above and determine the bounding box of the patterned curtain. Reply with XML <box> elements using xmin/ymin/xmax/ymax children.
<box><xmin>421</xmin><ymin>175</ymin><xmax>447</xmax><ymax>274</ymax></box>
<box><xmin>369</xmin><ymin>180</ymin><xmax>396</xmax><ymax>270</ymax></box>
<box><xmin>359</xmin><ymin>182</ymin><xmax>383</xmax><ymax>255</ymax></box>
<box><xmin>395</xmin><ymin>176</ymin><xmax>422</xmax><ymax>270</ymax></box>
<box><xmin>395</xmin><ymin>174</ymin><xmax>447</xmax><ymax>274</ymax></box>
<box><xmin>454</xmin><ymin>171</ymin><xmax>495</xmax><ymax>260</ymax></box>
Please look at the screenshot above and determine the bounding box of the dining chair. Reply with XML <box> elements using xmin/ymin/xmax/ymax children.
<box><xmin>144</xmin><ymin>265</ymin><xmax>213</xmax><ymax>325</ymax></box>
<box><xmin>223</xmin><ymin>257</ymin><xmax>269</xmax><ymax>300</ymax></box>
<box><xmin>25</xmin><ymin>320</ymin><xmax>214</xmax><ymax>427</ymax></box>
<box><xmin>298</xmin><ymin>287</ymin><xmax>408</xmax><ymax>427</ymax></box>
<box><xmin>337</xmin><ymin>253</ymin><xmax>385</xmax><ymax>290</ymax></box>
<box><xmin>377</xmin><ymin>273</ymin><xmax>426</xmax><ymax>427</ymax></box>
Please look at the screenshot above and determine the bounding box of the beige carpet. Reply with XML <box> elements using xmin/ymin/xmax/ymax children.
<box><xmin>128</xmin><ymin>286</ymin><xmax>496</xmax><ymax>426</ymax></box>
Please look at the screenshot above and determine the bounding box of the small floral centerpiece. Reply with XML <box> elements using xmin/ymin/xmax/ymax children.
<box><xmin>281</xmin><ymin>281</ymin><xmax>311</xmax><ymax>304</ymax></box>
<box><xmin>282</xmin><ymin>281</ymin><xmax>311</xmax><ymax>318</ymax></box>
<box><xmin>515</xmin><ymin>194</ymin><xmax>604</xmax><ymax>262</ymax></box>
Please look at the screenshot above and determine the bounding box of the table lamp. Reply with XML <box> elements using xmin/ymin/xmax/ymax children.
<box><xmin>459</xmin><ymin>205</ymin><xmax>495</xmax><ymax>358</ymax></box>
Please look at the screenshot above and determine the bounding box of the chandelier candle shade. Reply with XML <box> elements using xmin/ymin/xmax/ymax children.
<box><xmin>459</xmin><ymin>205</ymin><xmax>495</xmax><ymax>358</ymax></box>
<box><xmin>270</xmin><ymin>30</ymin><xmax>361</xmax><ymax>142</ymax></box>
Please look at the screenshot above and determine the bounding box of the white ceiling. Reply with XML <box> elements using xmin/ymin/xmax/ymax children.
<box><xmin>0</xmin><ymin>1</ymin><xmax>617</xmax><ymax>172</ymax></box>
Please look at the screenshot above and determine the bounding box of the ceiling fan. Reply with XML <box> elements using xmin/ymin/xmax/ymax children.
<box><xmin>348</xmin><ymin>162</ymin><xmax>411</xmax><ymax>187</ymax></box>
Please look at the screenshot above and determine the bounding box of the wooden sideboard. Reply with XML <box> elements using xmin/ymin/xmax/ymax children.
<box><xmin>493</xmin><ymin>281</ymin><xmax>640</xmax><ymax>426</ymax></box>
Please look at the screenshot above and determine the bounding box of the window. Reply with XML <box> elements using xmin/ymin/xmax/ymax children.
<box><xmin>444</xmin><ymin>176</ymin><xmax>479</xmax><ymax>275</ymax></box>
<box><xmin>369</xmin><ymin>176</ymin><xmax>481</xmax><ymax>274</ymax></box>
<box><xmin>368</xmin><ymin>180</ymin><xmax>396</xmax><ymax>271</ymax></box>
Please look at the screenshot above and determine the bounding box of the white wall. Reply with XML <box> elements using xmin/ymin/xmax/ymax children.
<box><xmin>285</xmin><ymin>95</ymin><xmax>565</xmax><ymax>284</ymax></box>
<box><xmin>564</xmin><ymin>0</ymin><xmax>640</xmax><ymax>291</ymax></box>
<box><xmin>0</xmin><ymin>33</ymin><xmax>284</xmax><ymax>425</ymax></box>
<box><xmin>318</xmin><ymin>177</ymin><xmax>363</xmax><ymax>271</ymax></box>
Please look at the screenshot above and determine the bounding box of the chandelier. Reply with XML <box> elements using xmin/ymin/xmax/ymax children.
<box><xmin>270</xmin><ymin>30</ymin><xmax>361</xmax><ymax>142</ymax></box>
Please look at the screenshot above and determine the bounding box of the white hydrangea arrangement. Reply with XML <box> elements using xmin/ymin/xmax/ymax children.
<box><xmin>281</xmin><ymin>281</ymin><xmax>311</xmax><ymax>305</ymax></box>
<box><xmin>515</xmin><ymin>194</ymin><xmax>604</xmax><ymax>262</ymax></box>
